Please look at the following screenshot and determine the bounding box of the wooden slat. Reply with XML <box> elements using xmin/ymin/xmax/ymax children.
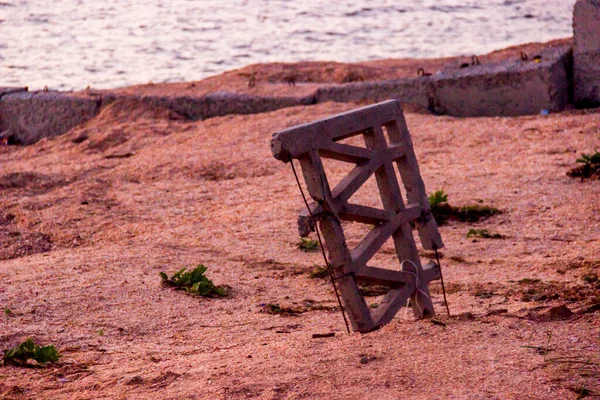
<box><xmin>384</xmin><ymin>117</ymin><xmax>444</xmax><ymax>250</ymax></box>
<box><xmin>319</xmin><ymin>142</ymin><xmax>374</xmax><ymax>163</ymax></box>
<box><xmin>318</xmin><ymin>214</ymin><xmax>374</xmax><ymax>332</ymax></box>
<box><xmin>339</xmin><ymin>203</ymin><xmax>388</xmax><ymax>225</ymax></box>
<box><xmin>349</xmin><ymin>205</ymin><xmax>421</xmax><ymax>267</ymax></box>
<box><xmin>350</xmin><ymin>219</ymin><xmax>398</xmax><ymax>267</ymax></box>
<box><xmin>271</xmin><ymin>100</ymin><xmax>399</xmax><ymax>160</ymax></box>
<box><xmin>372</xmin><ymin>284</ymin><xmax>415</xmax><ymax>326</ymax></box>
<box><xmin>354</xmin><ymin>265</ymin><xmax>413</xmax><ymax>285</ymax></box>
<box><xmin>330</xmin><ymin>157</ymin><xmax>381</xmax><ymax>204</ymax></box>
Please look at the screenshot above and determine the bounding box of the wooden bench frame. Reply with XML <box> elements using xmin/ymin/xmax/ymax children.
<box><xmin>271</xmin><ymin>100</ymin><xmax>444</xmax><ymax>332</ymax></box>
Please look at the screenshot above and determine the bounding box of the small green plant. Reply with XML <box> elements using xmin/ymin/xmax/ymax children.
<box><xmin>568</xmin><ymin>150</ymin><xmax>600</xmax><ymax>180</ymax></box>
<box><xmin>2</xmin><ymin>338</ymin><xmax>61</xmax><ymax>366</ymax></box>
<box><xmin>453</xmin><ymin>204</ymin><xmax>501</xmax><ymax>223</ymax></box>
<box><xmin>3</xmin><ymin>308</ymin><xmax>12</xmax><ymax>316</ymax></box>
<box><xmin>466</xmin><ymin>228</ymin><xmax>504</xmax><ymax>239</ymax></box>
<box><xmin>576</xmin><ymin>151</ymin><xmax>600</xmax><ymax>166</ymax></box>
<box><xmin>297</xmin><ymin>238</ymin><xmax>320</xmax><ymax>252</ymax></box>
<box><xmin>428</xmin><ymin>189</ymin><xmax>448</xmax><ymax>207</ymax></box>
<box><xmin>261</xmin><ymin>303</ymin><xmax>302</xmax><ymax>316</ymax></box>
<box><xmin>160</xmin><ymin>264</ymin><xmax>227</xmax><ymax>297</ymax></box>
<box><xmin>428</xmin><ymin>190</ymin><xmax>501</xmax><ymax>225</ymax></box>
<box><xmin>309</xmin><ymin>265</ymin><xmax>329</xmax><ymax>279</ymax></box>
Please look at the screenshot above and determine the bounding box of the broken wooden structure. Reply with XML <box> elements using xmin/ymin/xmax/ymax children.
<box><xmin>271</xmin><ymin>99</ymin><xmax>444</xmax><ymax>332</ymax></box>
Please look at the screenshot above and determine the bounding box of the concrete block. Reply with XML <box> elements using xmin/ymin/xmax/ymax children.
<box><xmin>0</xmin><ymin>91</ymin><xmax>102</xmax><ymax>145</ymax></box>
<box><xmin>574</xmin><ymin>0</ymin><xmax>600</xmax><ymax>52</ymax></box>
<box><xmin>315</xmin><ymin>78</ymin><xmax>431</xmax><ymax>109</ymax></box>
<box><xmin>131</xmin><ymin>91</ymin><xmax>317</xmax><ymax>120</ymax></box>
<box><xmin>573</xmin><ymin>0</ymin><xmax>600</xmax><ymax>106</ymax></box>
<box><xmin>0</xmin><ymin>87</ymin><xmax>28</xmax><ymax>99</ymax></box>
<box><xmin>430</xmin><ymin>45</ymin><xmax>571</xmax><ymax>117</ymax></box>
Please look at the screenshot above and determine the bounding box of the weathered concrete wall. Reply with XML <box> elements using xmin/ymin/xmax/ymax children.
<box><xmin>0</xmin><ymin>91</ymin><xmax>102</xmax><ymax>145</ymax></box>
<box><xmin>0</xmin><ymin>41</ymin><xmax>584</xmax><ymax>145</ymax></box>
<box><xmin>315</xmin><ymin>78</ymin><xmax>431</xmax><ymax>110</ymax></box>
<box><xmin>313</xmin><ymin>46</ymin><xmax>572</xmax><ymax>117</ymax></box>
<box><xmin>154</xmin><ymin>91</ymin><xmax>317</xmax><ymax>120</ymax></box>
<box><xmin>0</xmin><ymin>87</ymin><xmax>28</xmax><ymax>99</ymax></box>
<box><xmin>430</xmin><ymin>46</ymin><xmax>571</xmax><ymax>117</ymax></box>
<box><xmin>0</xmin><ymin>89</ymin><xmax>317</xmax><ymax>145</ymax></box>
<box><xmin>573</xmin><ymin>0</ymin><xmax>600</xmax><ymax>106</ymax></box>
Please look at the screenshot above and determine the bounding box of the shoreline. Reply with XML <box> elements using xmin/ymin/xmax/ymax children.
<box><xmin>0</xmin><ymin>38</ymin><xmax>583</xmax><ymax>146</ymax></box>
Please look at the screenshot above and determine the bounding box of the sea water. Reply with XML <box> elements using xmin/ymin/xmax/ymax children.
<box><xmin>0</xmin><ymin>0</ymin><xmax>576</xmax><ymax>91</ymax></box>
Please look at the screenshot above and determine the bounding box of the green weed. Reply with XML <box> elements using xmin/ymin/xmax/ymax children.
<box><xmin>309</xmin><ymin>265</ymin><xmax>329</xmax><ymax>279</ymax></box>
<box><xmin>261</xmin><ymin>303</ymin><xmax>302</xmax><ymax>316</ymax></box>
<box><xmin>3</xmin><ymin>308</ymin><xmax>12</xmax><ymax>316</ymax></box>
<box><xmin>2</xmin><ymin>338</ymin><xmax>61</xmax><ymax>366</ymax></box>
<box><xmin>428</xmin><ymin>189</ymin><xmax>448</xmax><ymax>207</ymax></box>
<box><xmin>568</xmin><ymin>150</ymin><xmax>600</xmax><ymax>180</ymax></box>
<box><xmin>160</xmin><ymin>264</ymin><xmax>227</xmax><ymax>297</ymax></box>
<box><xmin>466</xmin><ymin>228</ymin><xmax>504</xmax><ymax>239</ymax></box>
<box><xmin>576</xmin><ymin>151</ymin><xmax>600</xmax><ymax>166</ymax></box>
<box><xmin>297</xmin><ymin>238</ymin><xmax>320</xmax><ymax>252</ymax></box>
<box><xmin>428</xmin><ymin>190</ymin><xmax>501</xmax><ymax>225</ymax></box>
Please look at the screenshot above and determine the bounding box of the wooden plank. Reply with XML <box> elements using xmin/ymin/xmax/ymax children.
<box><xmin>421</xmin><ymin>260</ymin><xmax>441</xmax><ymax>283</ymax></box>
<box><xmin>319</xmin><ymin>142</ymin><xmax>374</xmax><ymax>163</ymax></box>
<box><xmin>271</xmin><ymin>100</ymin><xmax>399</xmax><ymax>160</ymax></box>
<box><xmin>339</xmin><ymin>203</ymin><xmax>388</xmax><ymax>225</ymax></box>
<box><xmin>371</xmin><ymin>284</ymin><xmax>414</xmax><ymax>326</ymax></box>
<box><xmin>349</xmin><ymin>204</ymin><xmax>420</xmax><ymax>268</ymax></box>
<box><xmin>354</xmin><ymin>265</ymin><xmax>413</xmax><ymax>285</ymax></box>
<box><xmin>350</xmin><ymin>220</ymin><xmax>397</xmax><ymax>268</ymax></box>
<box><xmin>384</xmin><ymin>116</ymin><xmax>444</xmax><ymax>250</ymax></box>
<box><xmin>298</xmin><ymin>150</ymin><xmax>332</xmax><ymax>204</ymax></box>
<box><xmin>318</xmin><ymin>214</ymin><xmax>374</xmax><ymax>332</ymax></box>
<box><xmin>330</xmin><ymin>157</ymin><xmax>381</xmax><ymax>204</ymax></box>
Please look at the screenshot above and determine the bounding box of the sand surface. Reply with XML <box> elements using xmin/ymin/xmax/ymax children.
<box><xmin>1</xmin><ymin>56</ymin><xmax>600</xmax><ymax>399</ymax></box>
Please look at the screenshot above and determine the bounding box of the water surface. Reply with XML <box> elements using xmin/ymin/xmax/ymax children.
<box><xmin>0</xmin><ymin>0</ymin><xmax>576</xmax><ymax>90</ymax></box>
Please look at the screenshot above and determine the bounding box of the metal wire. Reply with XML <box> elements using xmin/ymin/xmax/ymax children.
<box><xmin>434</xmin><ymin>247</ymin><xmax>450</xmax><ymax>316</ymax></box>
<box><xmin>289</xmin><ymin>158</ymin><xmax>351</xmax><ymax>334</ymax></box>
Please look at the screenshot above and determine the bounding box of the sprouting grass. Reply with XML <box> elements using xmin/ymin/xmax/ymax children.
<box><xmin>568</xmin><ymin>150</ymin><xmax>600</xmax><ymax>180</ymax></box>
<box><xmin>466</xmin><ymin>228</ymin><xmax>504</xmax><ymax>239</ymax></box>
<box><xmin>309</xmin><ymin>265</ymin><xmax>329</xmax><ymax>279</ymax></box>
<box><xmin>428</xmin><ymin>189</ymin><xmax>448</xmax><ymax>207</ymax></box>
<box><xmin>160</xmin><ymin>264</ymin><xmax>228</xmax><ymax>297</ymax></box>
<box><xmin>3</xmin><ymin>308</ymin><xmax>12</xmax><ymax>316</ymax></box>
<box><xmin>297</xmin><ymin>238</ymin><xmax>320</xmax><ymax>252</ymax></box>
<box><xmin>260</xmin><ymin>300</ymin><xmax>336</xmax><ymax>316</ymax></box>
<box><xmin>453</xmin><ymin>204</ymin><xmax>501</xmax><ymax>223</ymax></box>
<box><xmin>428</xmin><ymin>190</ymin><xmax>501</xmax><ymax>225</ymax></box>
<box><xmin>2</xmin><ymin>338</ymin><xmax>61</xmax><ymax>366</ymax></box>
<box><xmin>577</xmin><ymin>151</ymin><xmax>600</xmax><ymax>166</ymax></box>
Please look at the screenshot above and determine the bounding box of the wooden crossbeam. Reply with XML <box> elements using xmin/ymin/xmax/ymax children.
<box><xmin>271</xmin><ymin>100</ymin><xmax>445</xmax><ymax>332</ymax></box>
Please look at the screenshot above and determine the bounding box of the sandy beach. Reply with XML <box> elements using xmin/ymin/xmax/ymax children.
<box><xmin>1</xmin><ymin>48</ymin><xmax>600</xmax><ymax>398</ymax></box>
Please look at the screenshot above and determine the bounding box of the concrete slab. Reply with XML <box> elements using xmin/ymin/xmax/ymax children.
<box><xmin>430</xmin><ymin>45</ymin><xmax>571</xmax><ymax>117</ymax></box>
<box><xmin>0</xmin><ymin>87</ymin><xmax>28</xmax><ymax>99</ymax></box>
<box><xmin>573</xmin><ymin>0</ymin><xmax>600</xmax><ymax>106</ymax></box>
<box><xmin>315</xmin><ymin>78</ymin><xmax>431</xmax><ymax>110</ymax></box>
<box><xmin>0</xmin><ymin>91</ymin><xmax>102</xmax><ymax>145</ymax></box>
